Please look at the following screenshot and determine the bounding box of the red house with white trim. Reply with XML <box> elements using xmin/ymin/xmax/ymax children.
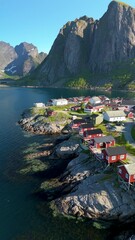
<box><xmin>84</xmin><ymin>103</ymin><xmax>105</xmax><ymax>113</ymax></box>
<box><xmin>71</xmin><ymin>105</ymin><xmax>81</xmax><ymax>111</ymax></box>
<box><xmin>102</xmin><ymin>146</ymin><xmax>127</xmax><ymax>164</ymax></box>
<box><xmin>83</xmin><ymin>129</ymin><xmax>103</xmax><ymax>141</ymax></box>
<box><xmin>92</xmin><ymin>135</ymin><xmax>115</xmax><ymax>149</ymax></box>
<box><xmin>118</xmin><ymin>163</ymin><xmax>135</xmax><ymax>184</ymax></box>
<box><xmin>127</xmin><ymin>111</ymin><xmax>134</xmax><ymax>119</ymax></box>
<box><xmin>79</xmin><ymin>123</ymin><xmax>94</xmax><ymax>135</ymax></box>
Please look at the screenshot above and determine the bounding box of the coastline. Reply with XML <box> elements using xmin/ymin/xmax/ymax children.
<box><xmin>18</xmin><ymin>104</ymin><xmax>135</xmax><ymax>227</ymax></box>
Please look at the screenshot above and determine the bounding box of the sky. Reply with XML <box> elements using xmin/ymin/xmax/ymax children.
<box><xmin>0</xmin><ymin>0</ymin><xmax>135</xmax><ymax>54</ymax></box>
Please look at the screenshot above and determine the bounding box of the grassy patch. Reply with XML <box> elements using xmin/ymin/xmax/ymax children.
<box><xmin>131</xmin><ymin>125</ymin><xmax>135</xmax><ymax>141</ymax></box>
<box><xmin>125</xmin><ymin>144</ymin><xmax>135</xmax><ymax>155</ymax></box>
<box><xmin>30</xmin><ymin>107</ymin><xmax>46</xmax><ymax>115</ymax></box>
<box><xmin>115</xmin><ymin>133</ymin><xmax>127</xmax><ymax>145</ymax></box>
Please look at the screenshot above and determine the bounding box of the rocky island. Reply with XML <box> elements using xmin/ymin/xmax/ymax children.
<box><xmin>18</xmin><ymin>96</ymin><xmax>135</xmax><ymax>239</ymax></box>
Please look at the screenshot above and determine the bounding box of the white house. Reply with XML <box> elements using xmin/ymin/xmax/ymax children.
<box><xmin>51</xmin><ymin>98</ymin><xmax>68</xmax><ymax>106</ymax></box>
<box><xmin>34</xmin><ymin>102</ymin><xmax>45</xmax><ymax>108</ymax></box>
<box><xmin>89</xmin><ymin>96</ymin><xmax>101</xmax><ymax>105</ymax></box>
<box><xmin>103</xmin><ymin>110</ymin><xmax>126</xmax><ymax>122</ymax></box>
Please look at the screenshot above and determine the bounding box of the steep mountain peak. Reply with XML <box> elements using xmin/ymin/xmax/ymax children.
<box><xmin>15</xmin><ymin>42</ymin><xmax>38</xmax><ymax>58</ymax></box>
<box><xmin>108</xmin><ymin>0</ymin><xmax>133</xmax><ymax>10</ymax></box>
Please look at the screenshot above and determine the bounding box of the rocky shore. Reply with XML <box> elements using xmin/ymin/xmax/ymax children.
<box><xmin>18</xmin><ymin>108</ymin><xmax>135</xmax><ymax>239</ymax></box>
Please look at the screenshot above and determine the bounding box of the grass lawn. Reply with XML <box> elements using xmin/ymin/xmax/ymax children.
<box><xmin>131</xmin><ymin>124</ymin><xmax>135</xmax><ymax>141</ymax></box>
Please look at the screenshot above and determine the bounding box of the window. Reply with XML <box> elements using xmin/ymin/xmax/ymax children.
<box><xmin>125</xmin><ymin>173</ymin><xmax>129</xmax><ymax>179</ymax></box>
<box><xmin>112</xmin><ymin>156</ymin><xmax>116</xmax><ymax>160</ymax></box>
<box><xmin>120</xmin><ymin>155</ymin><xmax>125</xmax><ymax>159</ymax></box>
<box><xmin>119</xmin><ymin>168</ymin><xmax>122</xmax><ymax>174</ymax></box>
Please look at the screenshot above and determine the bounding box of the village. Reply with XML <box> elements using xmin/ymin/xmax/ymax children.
<box><xmin>34</xmin><ymin>95</ymin><xmax>135</xmax><ymax>191</ymax></box>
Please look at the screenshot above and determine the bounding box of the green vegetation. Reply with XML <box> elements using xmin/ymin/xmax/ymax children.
<box><xmin>65</xmin><ymin>77</ymin><xmax>89</xmax><ymax>88</ymax></box>
<box><xmin>131</xmin><ymin>125</ymin><xmax>135</xmax><ymax>140</ymax></box>
<box><xmin>128</xmin><ymin>82</ymin><xmax>135</xmax><ymax>91</ymax></box>
<box><xmin>125</xmin><ymin>144</ymin><xmax>135</xmax><ymax>155</ymax></box>
<box><xmin>30</xmin><ymin>107</ymin><xmax>46</xmax><ymax>115</ymax></box>
<box><xmin>116</xmin><ymin>133</ymin><xmax>135</xmax><ymax>155</ymax></box>
<box><xmin>115</xmin><ymin>0</ymin><xmax>130</xmax><ymax>7</ymax></box>
<box><xmin>46</xmin><ymin>111</ymin><xmax>70</xmax><ymax>123</ymax></box>
<box><xmin>103</xmin><ymin>83</ymin><xmax>112</xmax><ymax>90</ymax></box>
<box><xmin>116</xmin><ymin>133</ymin><xmax>127</xmax><ymax>145</ymax></box>
<box><xmin>49</xmin><ymin>104</ymin><xmax>74</xmax><ymax>111</ymax></box>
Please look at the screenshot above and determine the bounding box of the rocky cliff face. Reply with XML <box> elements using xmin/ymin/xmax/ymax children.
<box><xmin>89</xmin><ymin>1</ymin><xmax>135</xmax><ymax>72</ymax></box>
<box><xmin>35</xmin><ymin>1</ymin><xmax>135</xmax><ymax>86</ymax></box>
<box><xmin>0</xmin><ymin>41</ymin><xmax>46</xmax><ymax>77</ymax></box>
<box><xmin>37</xmin><ymin>16</ymin><xmax>95</xmax><ymax>85</ymax></box>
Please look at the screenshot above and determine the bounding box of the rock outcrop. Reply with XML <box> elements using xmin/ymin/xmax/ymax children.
<box><xmin>34</xmin><ymin>1</ymin><xmax>135</xmax><ymax>86</ymax></box>
<box><xmin>55</xmin><ymin>154</ymin><xmax>135</xmax><ymax>223</ymax></box>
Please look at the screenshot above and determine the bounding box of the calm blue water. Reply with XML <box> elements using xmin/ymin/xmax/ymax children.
<box><xmin>0</xmin><ymin>86</ymin><xmax>134</xmax><ymax>240</ymax></box>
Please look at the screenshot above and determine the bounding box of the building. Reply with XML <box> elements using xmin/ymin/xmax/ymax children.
<box><xmin>71</xmin><ymin>119</ymin><xmax>86</xmax><ymax>129</ymax></box>
<box><xmin>103</xmin><ymin>110</ymin><xmax>126</xmax><ymax>122</ymax></box>
<box><xmin>102</xmin><ymin>146</ymin><xmax>127</xmax><ymax>164</ymax></box>
<box><xmin>84</xmin><ymin>103</ymin><xmax>105</xmax><ymax>114</ymax></box>
<box><xmin>89</xmin><ymin>96</ymin><xmax>101</xmax><ymax>105</ymax></box>
<box><xmin>79</xmin><ymin>123</ymin><xmax>94</xmax><ymax>135</ymax></box>
<box><xmin>46</xmin><ymin>109</ymin><xmax>55</xmax><ymax>117</ymax></box>
<box><xmin>51</xmin><ymin>98</ymin><xmax>68</xmax><ymax>106</ymax></box>
<box><xmin>118</xmin><ymin>163</ymin><xmax>135</xmax><ymax>187</ymax></box>
<box><xmin>126</xmin><ymin>111</ymin><xmax>134</xmax><ymax>119</ymax></box>
<box><xmin>71</xmin><ymin>105</ymin><xmax>81</xmax><ymax>111</ymax></box>
<box><xmin>90</xmin><ymin>114</ymin><xmax>103</xmax><ymax>126</ymax></box>
<box><xmin>34</xmin><ymin>102</ymin><xmax>45</xmax><ymax>108</ymax></box>
<box><xmin>92</xmin><ymin>135</ymin><xmax>115</xmax><ymax>149</ymax></box>
<box><xmin>83</xmin><ymin>129</ymin><xmax>103</xmax><ymax>141</ymax></box>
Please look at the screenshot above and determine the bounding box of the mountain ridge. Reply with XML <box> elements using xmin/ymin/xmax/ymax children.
<box><xmin>0</xmin><ymin>41</ymin><xmax>47</xmax><ymax>79</ymax></box>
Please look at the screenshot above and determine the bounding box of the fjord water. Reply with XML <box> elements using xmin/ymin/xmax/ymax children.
<box><xmin>0</xmin><ymin>87</ymin><xmax>134</xmax><ymax>240</ymax></box>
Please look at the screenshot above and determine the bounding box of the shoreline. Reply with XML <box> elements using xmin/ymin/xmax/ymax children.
<box><xmin>3</xmin><ymin>83</ymin><xmax>135</xmax><ymax>93</ymax></box>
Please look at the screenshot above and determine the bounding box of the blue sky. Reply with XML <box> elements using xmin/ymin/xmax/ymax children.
<box><xmin>1</xmin><ymin>0</ymin><xmax>135</xmax><ymax>54</ymax></box>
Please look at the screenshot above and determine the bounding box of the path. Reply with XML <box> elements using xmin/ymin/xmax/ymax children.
<box><xmin>124</xmin><ymin>121</ymin><xmax>135</xmax><ymax>147</ymax></box>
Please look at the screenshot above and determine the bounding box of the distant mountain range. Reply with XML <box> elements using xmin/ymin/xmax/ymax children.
<box><xmin>0</xmin><ymin>41</ymin><xmax>46</xmax><ymax>79</ymax></box>
<box><xmin>29</xmin><ymin>0</ymin><xmax>135</xmax><ymax>89</ymax></box>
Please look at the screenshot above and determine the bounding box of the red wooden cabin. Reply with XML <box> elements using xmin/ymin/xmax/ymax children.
<box><xmin>127</xmin><ymin>111</ymin><xmax>134</xmax><ymax>119</ymax></box>
<box><xmin>79</xmin><ymin>123</ymin><xmax>94</xmax><ymax>135</ymax></box>
<box><xmin>71</xmin><ymin>119</ymin><xmax>86</xmax><ymax>129</ymax></box>
<box><xmin>83</xmin><ymin>129</ymin><xmax>103</xmax><ymax>141</ymax></box>
<box><xmin>118</xmin><ymin>163</ymin><xmax>135</xmax><ymax>184</ymax></box>
<box><xmin>102</xmin><ymin>146</ymin><xmax>127</xmax><ymax>164</ymax></box>
<box><xmin>92</xmin><ymin>135</ymin><xmax>115</xmax><ymax>149</ymax></box>
<box><xmin>71</xmin><ymin>105</ymin><xmax>81</xmax><ymax>111</ymax></box>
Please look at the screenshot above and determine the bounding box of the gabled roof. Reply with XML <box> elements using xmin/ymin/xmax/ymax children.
<box><xmin>80</xmin><ymin>123</ymin><xmax>94</xmax><ymax>129</ymax></box>
<box><xmin>104</xmin><ymin>110</ymin><xmax>126</xmax><ymax>117</ymax></box>
<box><xmin>94</xmin><ymin>135</ymin><xmax>115</xmax><ymax>143</ymax></box>
<box><xmin>105</xmin><ymin>146</ymin><xmax>127</xmax><ymax>156</ymax></box>
<box><xmin>90</xmin><ymin>114</ymin><xmax>99</xmax><ymax>119</ymax></box>
<box><xmin>73</xmin><ymin>119</ymin><xmax>86</xmax><ymax>124</ymax></box>
<box><xmin>122</xmin><ymin>163</ymin><xmax>135</xmax><ymax>175</ymax></box>
<box><xmin>90</xmin><ymin>96</ymin><xmax>101</xmax><ymax>102</ymax></box>
<box><xmin>85</xmin><ymin>129</ymin><xmax>103</xmax><ymax>135</ymax></box>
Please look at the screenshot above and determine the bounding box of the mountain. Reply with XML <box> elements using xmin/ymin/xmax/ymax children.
<box><xmin>33</xmin><ymin>1</ymin><xmax>135</xmax><ymax>88</ymax></box>
<box><xmin>0</xmin><ymin>41</ymin><xmax>46</xmax><ymax>78</ymax></box>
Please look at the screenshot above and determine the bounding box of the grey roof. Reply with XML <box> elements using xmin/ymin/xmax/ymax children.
<box><xmin>94</xmin><ymin>135</ymin><xmax>115</xmax><ymax>143</ymax></box>
<box><xmin>106</xmin><ymin>146</ymin><xmax>127</xmax><ymax>156</ymax></box>
<box><xmin>73</xmin><ymin>119</ymin><xmax>86</xmax><ymax>124</ymax></box>
<box><xmin>86</xmin><ymin>129</ymin><xmax>103</xmax><ymax>135</ymax></box>
<box><xmin>104</xmin><ymin>110</ymin><xmax>126</xmax><ymax>118</ymax></box>
<box><xmin>124</xmin><ymin>163</ymin><xmax>135</xmax><ymax>175</ymax></box>
<box><xmin>80</xmin><ymin>123</ymin><xmax>94</xmax><ymax>128</ymax></box>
